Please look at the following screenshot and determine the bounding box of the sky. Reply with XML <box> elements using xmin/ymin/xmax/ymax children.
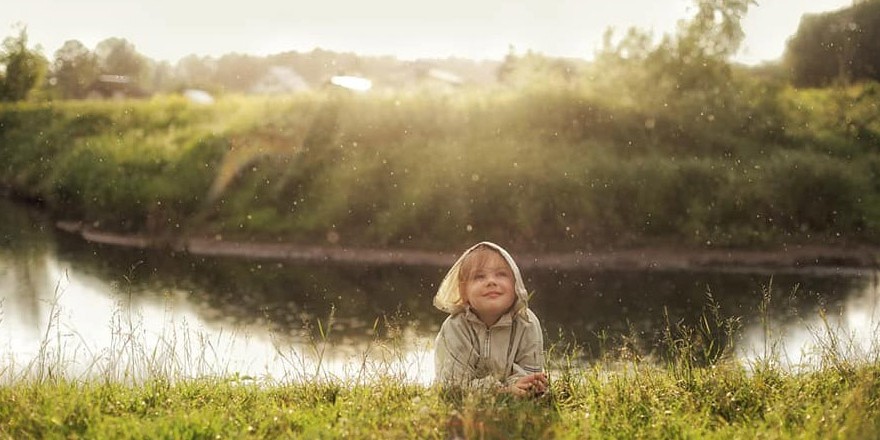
<box><xmin>7</xmin><ymin>0</ymin><xmax>855</xmax><ymax>65</ymax></box>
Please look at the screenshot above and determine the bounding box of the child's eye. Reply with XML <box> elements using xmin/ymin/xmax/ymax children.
<box><xmin>474</xmin><ymin>273</ymin><xmax>486</xmax><ymax>280</ymax></box>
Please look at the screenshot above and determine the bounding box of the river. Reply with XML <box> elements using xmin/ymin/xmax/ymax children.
<box><xmin>1</xmin><ymin>199</ymin><xmax>877</xmax><ymax>383</ymax></box>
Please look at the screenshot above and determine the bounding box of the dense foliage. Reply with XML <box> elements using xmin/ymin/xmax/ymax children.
<box><xmin>785</xmin><ymin>0</ymin><xmax>880</xmax><ymax>87</ymax></box>
<box><xmin>0</xmin><ymin>27</ymin><xmax>47</xmax><ymax>102</ymax></box>
<box><xmin>0</xmin><ymin>81</ymin><xmax>878</xmax><ymax>252</ymax></box>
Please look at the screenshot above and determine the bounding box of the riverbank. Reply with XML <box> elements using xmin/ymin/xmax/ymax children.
<box><xmin>56</xmin><ymin>220</ymin><xmax>880</xmax><ymax>274</ymax></box>
<box><xmin>4</xmin><ymin>92</ymin><xmax>880</xmax><ymax>258</ymax></box>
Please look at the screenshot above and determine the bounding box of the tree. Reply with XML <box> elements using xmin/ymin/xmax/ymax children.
<box><xmin>94</xmin><ymin>37</ymin><xmax>148</xmax><ymax>94</ymax></box>
<box><xmin>214</xmin><ymin>53</ymin><xmax>267</xmax><ymax>93</ymax></box>
<box><xmin>51</xmin><ymin>39</ymin><xmax>98</xmax><ymax>99</ymax></box>
<box><xmin>175</xmin><ymin>54</ymin><xmax>217</xmax><ymax>90</ymax></box>
<box><xmin>593</xmin><ymin>0</ymin><xmax>755</xmax><ymax>102</ymax></box>
<box><xmin>644</xmin><ymin>0</ymin><xmax>754</xmax><ymax>95</ymax></box>
<box><xmin>0</xmin><ymin>26</ymin><xmax>48</xmax><ymax>102</ymax></box>
<box><xmin>497</xmin><ymin>48</ymin><xmax>580</xmax><ymax>88</ymax></box>
<box><xmin>148</xmin><ymin>59</ymin><xmax>176</xmax><ymax>94</ymax></box>
<box><xmin>785</xmin><ymin>0</ymin><xmax>880</xmax><ymax>87</ymax></box>
<box><xmin>586</xmin><ymin>0</ymin><xmax>765</xmax><ymax>153</ymax></box>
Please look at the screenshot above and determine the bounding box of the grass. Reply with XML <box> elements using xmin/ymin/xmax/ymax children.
<box><xmin>2</xmin><ymin>351</ymin><xmax>879</xmax><ymax>438</ymax></box>
<box><xmin>2</xmin><ymin>85</ymin><xmax>880</xmax><ymax>251</ymax></box>
<box><xmin>2</xmin><ymin>286</ymin><xmax>880</xmax><ymax>439</ymax></box>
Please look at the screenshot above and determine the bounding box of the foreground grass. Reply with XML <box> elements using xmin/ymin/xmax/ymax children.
<box><xmin>1</xmin><ymin>278</ymin><xmax>878</xmax><ymax>438</ymax></box>
<box><xmin>1</xmin><ymin>360</ymin><xmax>878</xmax><ymax>439</ymax></box>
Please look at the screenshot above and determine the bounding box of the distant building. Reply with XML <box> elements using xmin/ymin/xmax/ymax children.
<box><xmin>412</xmin><ymin>65</ymin><xmax>465</xmax><ymax>92</ymax></box>
<box><xmin>250</xmin><ymin>66</ymin><xmax>310</xmax><ymax>94</ymax></box>
<box><xmin>426</xmin><ymin>68</ymin><xmax>463</xmax><ymax>86</ymax></box>
<box><xmin>328</xmin><ymin>75</ymin><xmax>372</xmax><ymax>92</ymax></box>
<box><xmin>86</xmin><ymin>74</ymin><xmax>147</xmax><ymax>100</ymax></box>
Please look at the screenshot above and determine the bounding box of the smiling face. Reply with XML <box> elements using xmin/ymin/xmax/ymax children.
<box><xmin>458</xmin><ymin>247</ymin><xmax>517</xmax><ymax>327</ymax></box>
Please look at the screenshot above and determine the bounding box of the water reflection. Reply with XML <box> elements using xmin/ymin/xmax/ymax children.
<box><xmin>526</xmin><ymin>267</ymin><xmax>874</xmax><ymax>362</ymax></box>
<box><xmin>1</xmin><ymin>199</ymin><xmax>879</xmax><ymax>381</ymax></box>
<box><xmin>738</xmin><ymin>276</ymin><xmax>880</xmax><ymax>367</ymax></box>
<box><xmin>1</xmin><ymin>252</ymin><xmax>435</xmax><ymax>382</ymax></box>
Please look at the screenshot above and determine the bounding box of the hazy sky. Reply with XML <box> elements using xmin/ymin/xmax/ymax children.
<box><xmin>8</xmin><ymin>0</ymin><xmax>853</xmax><ymax>64</ymax></box>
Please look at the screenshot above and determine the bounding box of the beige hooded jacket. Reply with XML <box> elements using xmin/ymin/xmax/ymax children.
<box><xmin>433</xmin><ymin>242</ymin><xmax>545</xmax><ymax>389</ymax></box>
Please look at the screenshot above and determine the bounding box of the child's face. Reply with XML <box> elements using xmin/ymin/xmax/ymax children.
<box><xmin>460</xmin><ymin>251</ymin><xmax>516</xmax><ymax>326</ymax></box>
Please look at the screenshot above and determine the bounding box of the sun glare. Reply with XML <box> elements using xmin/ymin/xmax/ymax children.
<box><xmin>6</xmin><ymin>0</ymin><xmax>855</xmax><ymax>65</ymax></box>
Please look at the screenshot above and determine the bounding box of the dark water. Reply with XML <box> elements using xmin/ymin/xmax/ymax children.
<box><xmin>2</xmin><ymin>199</ymin><xmax>878</xmax><ymax>381</ymax></box>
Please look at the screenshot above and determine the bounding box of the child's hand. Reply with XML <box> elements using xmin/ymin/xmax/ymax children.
<box><xmin>509</xmin><ymin>372</ymin><xmax>547</xmax><ymax>397</ymax></box>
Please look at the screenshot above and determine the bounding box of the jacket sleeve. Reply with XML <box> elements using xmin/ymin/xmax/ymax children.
<box><xmin>434</xmin><ymin>316</ymin><xmax>501</xmax><ymax>389</ymax></box>
<box><xmin>505</xmin><ymin>311</ymin><xmax>545</xmax><ymax>386</ymax></box>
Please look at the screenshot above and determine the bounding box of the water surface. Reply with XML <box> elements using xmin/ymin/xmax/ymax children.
<box><xmin>2</xmin><ymin>199</ymin><xmax>877</xmax><ymax>382</ymax></box>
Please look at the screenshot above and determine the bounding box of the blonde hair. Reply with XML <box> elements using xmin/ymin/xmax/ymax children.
<box><xmin>433</xmin><ymin>241</ymin><xmax>531</xmax><ymax>320</ymax></box>
<box><xmin>456</xmin><ymin>245</ymin><xmax>509</xmax><ymax>294</ymax></box>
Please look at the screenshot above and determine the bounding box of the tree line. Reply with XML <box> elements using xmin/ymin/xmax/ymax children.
<box><xmin>1</xmin><ymin>0</ymin><xmax>879</xmax><ymax>103</ymax></box>
<box><xmin>0</xmin><ymin>26</ymin><xmax>499</xmax><ymax>102</ymax></box>
<box><xmin>2</xmin><ymin>0</ymin><xmax>879</xmax><ymax>251</ymax></box>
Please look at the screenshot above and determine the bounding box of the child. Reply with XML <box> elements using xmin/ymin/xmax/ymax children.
<box><xmin>433</xmin><ymin>241</ymin><xmax>547</xmax><ymax>396</ymax></box>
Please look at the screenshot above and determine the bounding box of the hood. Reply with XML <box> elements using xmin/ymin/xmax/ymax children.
<box><xmin>432</xmin><ymin>241</ymin><xmax>531</xmax><ymax>320</ymax></box>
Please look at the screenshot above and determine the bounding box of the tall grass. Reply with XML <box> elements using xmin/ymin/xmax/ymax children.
<box><xmin>2</xmin><ymin>283</ymin><xmax>880</xmax><ymax>438</ymax></box>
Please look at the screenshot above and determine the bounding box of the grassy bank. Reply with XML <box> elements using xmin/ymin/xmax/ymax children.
<box><xmin>1</xmin><ymin>84</ymin><xmax>880</xmax><ymax>252</ymax></box>
<box><xmin>0</xmin><ymin>363</ymin><xmax>878</xmax><ymax>438</ymax></box>
<box><xmin>2</xmin><ymin>337</ymin><xmax>879</xmax><ymax>439</ymax></box>
<box><xmin>2</xmin><ymin>284</ymin><xmax>879</xmax><ymax>438</ymax></box>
